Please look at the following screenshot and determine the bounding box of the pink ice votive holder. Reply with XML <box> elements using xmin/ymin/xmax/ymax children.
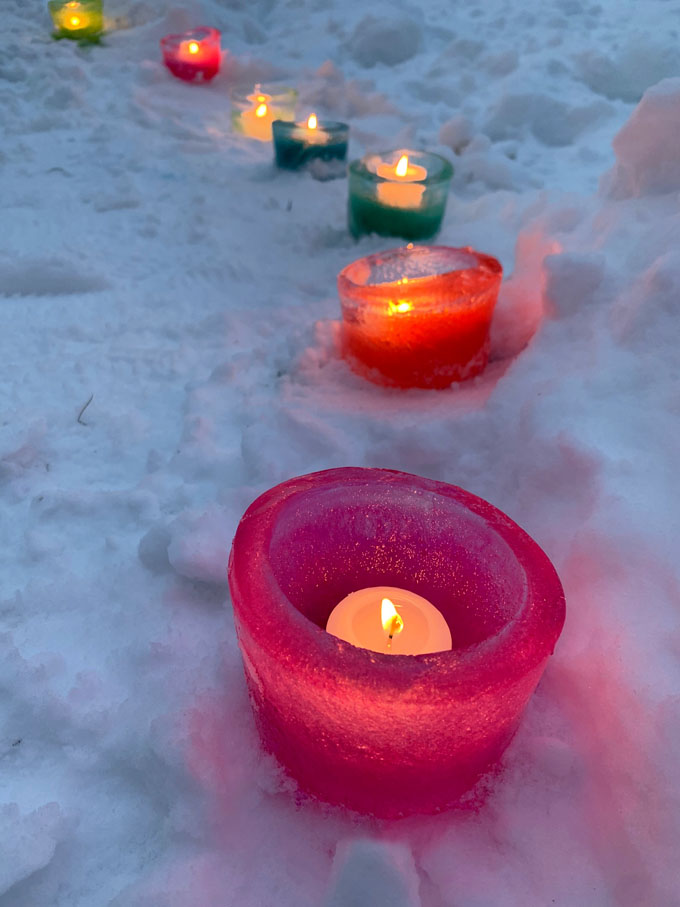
<box><xmin>160</xmin><ymin>27</ymin><xmax>222</xmax><ymax>83</ymax></box>
<box><xmin>228</xmin><ymin>468</ymin><xmax>566</xmax><ymax>818</ymax></box>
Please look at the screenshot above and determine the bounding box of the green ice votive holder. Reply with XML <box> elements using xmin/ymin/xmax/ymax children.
<box><xmin>49</xmin><ymin>0</ymin><xmax>103</xmax><ymax>41</ymax></box>
<box><xmin>348</xmin><ymin>149</ymin><xmax>453</xmax><ymax>241</ymax></box>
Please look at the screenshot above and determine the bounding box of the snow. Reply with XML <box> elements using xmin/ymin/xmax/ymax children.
<box><xmin>602</xmin><ymin>77</ymin><xmax>680</xmax><ymax>198</ymax></box>
<box><xmin>2</xmin><ymin>0</ymin><xmax>680</xmax><ymax>904</ymax></box>
<box><xmin>324</xmin><ymin>840</ymin><xmax>421</xmax><ymax>907</ymax></box>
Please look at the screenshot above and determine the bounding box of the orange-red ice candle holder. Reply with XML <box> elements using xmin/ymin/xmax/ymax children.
<box><xmin>338</xmin><ymin>245</ymin><xmax>502</xmax><ymax>389</ymax></box>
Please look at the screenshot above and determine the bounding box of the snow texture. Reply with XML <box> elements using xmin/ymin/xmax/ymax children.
<box><xmin>2</xmin><ymin>0</ymin><xmax>680</xmax><ymax>904</ymax></box>
<box><xmin>324</xmin><ymin>840</ymin><xmax>421</xmax><ymax>907</ymax></box>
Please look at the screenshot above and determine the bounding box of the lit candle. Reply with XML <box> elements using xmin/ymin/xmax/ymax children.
<box><xmin>375</xmin><ymin>154</ymin><xmax>427</xmax><ymax>209</ymax></box>
<box><xmin>348</xmin><ymin>150</ymin><xmax>453</xmax><ymax>241</ymax></box>
<box><xmin>338</xmin><ymin>244</ymin><xmax>503</xmax><ymax>388</ymax></box>
<box><xmin>326</xmin><ymin>587</ymin><xmax>452</xmax><ymax>655</ymax></box>
<box><xmin>179</xmin><ymin>39</ymin><xmax>201</xmax><ymax>61</ymax></box>
<box><xmin>299</xmin><ymin>113</ymin><xmax>331</xmax><ymax>145</ymax></box>
<box><xmin>160</xmin><ymin>28</ymin><xmax>222</xmax><ymax>83</ymax></box>
<box><xmin>231</xmin><ymin>85</ymin><xmax>297</xmax><ymax>142</ymax></box>
<box><xmin>240</xmin><ymin>90</ymin><xmax>275</xmax><ymax>141</ymax></box>
<box><xmin>272</xmin><ymin>113</ymin><xmax>349</xmax><ymax>170</ymax></box>
<box><xmin>63</xmin><ymin>3</ymin><xmax>85</xmax><ymax>30</ymax></box>
<box><xmin>228</xmin><ymin>466</ymin><xmax>566</xmax><ymax>818</ymax></box>
<box><xmin>49</xmin><ymin>0</ymin><xmax>103</xmax><ymax>40</ymax></box>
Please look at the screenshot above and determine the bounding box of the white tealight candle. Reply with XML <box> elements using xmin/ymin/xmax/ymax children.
<box><xmin>326</xmin><ymin>586</ymin><xmax>452</xmax><ymax>655</ymax></box>
<box><xmin>240</xmin><ymin>90</ymin><xmax>275</xmax><ymax>141</ymax></box>
<box><xmin>374</xmin><ymin>153</ymin><xmax>427</xmax><ymax>209</ymax></box>
<box><xmin>178</xmin><ymin>39</ymin><xmax>201</xmax><ymax>62</ymax></box>
<box><xmin>293</xmin><ymin>112</ymin><xmax>331</xmax><ymax>145</ymax></box>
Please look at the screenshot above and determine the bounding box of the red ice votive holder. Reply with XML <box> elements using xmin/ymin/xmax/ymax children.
<box><xmin>160</xmin><ymin>27</ymin><xmax>222</xmax><ymax>83</ymax></box>
<box><xmin>228</xmin><ymin>468</ymin><xmax>566</xmax><ymax>818</ymax></box>
<box><xmin>338</xmin><ymin>245</ymin><xmax>502</xmax><ymax>389</ymax></box>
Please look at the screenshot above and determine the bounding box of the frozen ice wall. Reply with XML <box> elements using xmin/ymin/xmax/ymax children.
<box><xmin>1</xmin><ymin>0</ymin><xmax>680</xmax><ymax>904</ymax></box>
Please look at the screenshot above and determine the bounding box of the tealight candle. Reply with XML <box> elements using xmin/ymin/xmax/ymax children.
<box><xmin>338</xmin><ymin>244</ymin><xmax>503</xmax><ymax>388</ymax></box>
<box><xmin>348</xmin><ymin>149</ymin><xmax>453</xmax><ymax>241</ymax></box>
<box><xmin>228</xmin><ymin>467</ymin><xmax>566</xmax><ymax>818</ymax></box>
<box><xmin>231</xmin><ymin>85</ymin><xmax>298</xmax><ymax>142</ymax></box>
<box><xmin>48</xmin><ymin>0</ymin><xmax>103</xmax><ymax>41</ymax></box>
<box><xmin>272</xmin><ymin>114</ymin><xmax>349</xmax><ymax>170</ymax></box>
<box><xmin>160</xmin><ymin>27</ymin><xmax>222</xmax><ymax>83</ymax></box>
<box><xmin>375</xmin><ymin>154</ymin><xmax>427</xmax><ymax>208</ymax></box>
<box><xmin>327</xmin><ymin>587</ymin><xmax>452</xmax><ymax>655</ymax></box>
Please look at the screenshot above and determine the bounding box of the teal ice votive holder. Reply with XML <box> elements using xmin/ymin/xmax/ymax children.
<box><xmin>272</xmin><ymin>115</ymin><xmax>349</xmax><ymax>170</ymax></box>
<box><xmin>348</xmin><ymin>149</ymin><xmax>453</xmax><ymax>241</ymax></box>
<box><xmin>48</xmin><ymin>0</ymin><xmax>103</xmax><ymax>41</ymax></box>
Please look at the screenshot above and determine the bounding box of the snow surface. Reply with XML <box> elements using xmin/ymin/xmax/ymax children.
<box><xmin>2</xmin><ymin>0</ymin><xmax>680</xmax><ymax>904</ymax></box>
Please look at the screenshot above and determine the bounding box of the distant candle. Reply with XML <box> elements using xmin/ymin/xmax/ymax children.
<box><xmin>272</xmin><ymin>113</ymin><xmax>349</xmax><ymax>170</ymax></box>
<box><xmin>64</xmin><ymin>5</ymin><xmax>84</xmax><ymax>29</ymax></box>
<box><xmin>180</xmin><ymin>40</ymin><xmax>200</xmax><ymax>59</ymax></box>
<box><xmin>375</xmin><ymin>154</ymin><xmax>428</xmax><ymax>209</ymax></box>
<box><xmin>160</xmin><ymin>27</ymin><xmax>222</xmax><ymax>83</ymax></box>
<box><xmin>242</xmin><ymin>91</ymin><xmax>274</xmax><ymax>140</ymax></box>
<box><xmin>300</xmin><ymin>113</ymin><xmax>331</xmax><ymax>144</ymax></box>
<box><xmin>231</xmin><ymin>85</ymin><xmax>298</xmax><ymax>142</ymax></box>
<box><xmin>326</xmin><ymin>586</ymin><xmax>452</xmax><ymax>655</ymax></box>
<box><xmin>48</xmin><ymin>0</ymin><xmax>103</xmax><ymax>40</ymax></box>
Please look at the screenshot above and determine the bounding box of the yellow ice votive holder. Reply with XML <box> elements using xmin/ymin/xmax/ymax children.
<box><xmin>231</xmin><ymin>84</ymin><xmax>298</xmax><ymax>142</ymax></box>
<box><xmin>49</xmin><ymin>0</ymin><xmax>103</xmax><ymax>41</ymax></box>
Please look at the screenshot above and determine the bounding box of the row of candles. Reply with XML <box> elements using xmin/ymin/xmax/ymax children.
<box><xmin>223</xmin><ymin>77</ymin><xmax>563</xmax><ymax>818</ymax></box>
<box><xmin>50</xmin><ymin>0</ymin><xmax>567</xmax><ymax>819</ymax></box>
<box><xmin>235</xmin><ymin>85</ymin><xmax>453</xmax><ymax>244</ymax></box>
<box><xmin>231</xmin><ymin>234</ymin><xmax>561</xmax><ymax>818</ymax></box>
<box><xmin>48</xmin><ymin>7</ymin><xmax>453</xmax><ymax>243</ymax></box>
<box><xmin>50</xmin><ymin>8</ymin><xmax>486</xmax><ymax>388</ymax></box>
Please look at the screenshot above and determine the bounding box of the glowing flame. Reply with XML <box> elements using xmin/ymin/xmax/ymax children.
<box><xmin>381</xmin><ymin>598</ymin><xmax>404</xmax><ymax>641</ymax></box>
<box><xmin>255</xmin><ymin>103</ymin><xmax>268</xmax><ymax>118</ymax></box>
<box><xmin>395</xmin><ymin>155</ymin><xmax>409</xmax><ymax>178</ymax></box>
<box><xmin>393</xmin><ymin>301</ymin><xmax>411</xmax><ymax>313</ymax></box>
<box><xmin>188</xmin><ymin>41</ymin><xmax>200</xmax><ymax>54</ymax></box>
<box><xmin>307</xmin><ymin>113</ymin><xmax>318</xmax><ymax>130</ymax></box>
<box><xmin>65</xmin><ymin>1</ymin><xmax>81</xmax><ymax>25</ymax></box>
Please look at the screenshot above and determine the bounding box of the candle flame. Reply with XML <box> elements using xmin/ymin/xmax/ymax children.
<box><xmin>381</xmin><ymin>598</ymin><xmax>404</xmax><ymax>639</ymax></box>
<box><xmin>188</xmin><ymin>41</ymin><xmax>200</xmax><ymax>54</ymax></box>
<box><xmin>395</xmin><ymin>154</ymin><xmax>409</xmax><ymax>178</ymax></box>
<box><xmin>391</xmin><ymin>301</ymin><xmax>412</xmax><ymax>313</ymax></box>
<box><xmin>255</xmin><ymin>103</ymin><xmax>268</xmax><ymax>117</ymax></box>
<box><xmin>307</xmin><ymin>113</ymin><xmax>318</xmax><ymax>130</ymax></box>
